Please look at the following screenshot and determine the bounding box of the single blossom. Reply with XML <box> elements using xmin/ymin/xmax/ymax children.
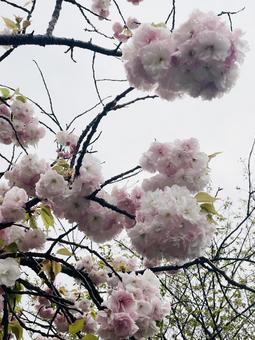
<box><xmin>0</xmin><ymin>186</ymin><xmax>28</xmax><ymax>223</ymax></box>
<box><xmin>35</xmin><ymin>169</ymin><xmax>67</xmax><ymax>200</ymax></box>
<box><xmin>18</xmin><ymin>229</ymin><xmax>46</xmax><ymax>252</ymax></box>
<box><xmin>5</xmin><ymin>154</ymin><xmax>50</xmax><ymax>196</ymax></box>
<box><xmin>0</xmin><ymin>258</ymin><xmax>21</xmax><ymax>287</ymax></box>
<box><xmin>91</xmin><ymin>0</ymin><xmax>110</xmax><ymax>19</ymax></box>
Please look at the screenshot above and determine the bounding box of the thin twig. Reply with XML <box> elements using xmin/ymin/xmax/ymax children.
<box><xmin>33</xmin><ymin>60</ymin><xmax>63</xmax><ymax>131</ymax></box>
<box><xmin>0</xmin><ymin>0</ymin><xmax>30</xmax><ymax>13</ymax></box>
<box><xmin>92</xmin><ymin>52</ymin><xmax>104</xmax><ymax>107</ymax></box>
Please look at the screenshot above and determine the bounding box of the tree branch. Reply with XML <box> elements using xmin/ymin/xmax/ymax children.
<box><xmin>0</xmin><ymin>34</ymin><xmax>122</xmax><ymax>57</ymax></box>
<box><xmin>46</xmin><ymin>0</ymin><xmax>64</xmax><ymax>36</ymax></box>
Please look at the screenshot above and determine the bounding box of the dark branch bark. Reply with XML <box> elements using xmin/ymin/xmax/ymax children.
<box><xmin>46</xmin><ymin>0</ymin><xmax>64</xmax><ymax>36</ymax></box>
<box><xmin>0</xmin><ymin>34</ymin><xmax>122</xmax><ymax>57</ymax></box>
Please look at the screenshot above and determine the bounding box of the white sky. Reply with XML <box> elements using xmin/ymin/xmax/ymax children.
<box><xmin>0</xmin><ymin>0</ymin><xmax>255</xmax><ymax>203</ymax></box>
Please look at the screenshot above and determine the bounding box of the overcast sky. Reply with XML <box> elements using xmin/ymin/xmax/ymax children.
<box><xmin>0</xmin><ymin>0</ymin><xmax>254</xmax><ymax>204</ymax></box>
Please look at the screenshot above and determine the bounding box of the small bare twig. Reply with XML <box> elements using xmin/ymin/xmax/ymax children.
<box><xmin>218</xmin><ymin>7</ymin><xmax>245</xmax><ymax>31</ymax></box>
<box><xmin>165</xmin><ymin>0</ymin><xmax>176</xmax><ymax>32</ymax></box>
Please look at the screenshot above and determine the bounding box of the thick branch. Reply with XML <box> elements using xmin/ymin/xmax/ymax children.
<box><xmin>0</xmin><ymin>34</ymin><xmax>122</xmax><ymax>57</ymax></box>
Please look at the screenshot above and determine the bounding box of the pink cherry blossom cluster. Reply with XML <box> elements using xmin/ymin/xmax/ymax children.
<box><xmin>123</xmin><ymin>10</ymin><xmax>247</xmax><ymax>100</ymax></box>
<box><xmin>76</xmin><ymin>255</ymin><xmax>108</xmax><ymax>285</ymax></box>
<box><xmin>78</xmin><ymin>185</ymin><xmax>143</xmax><ymax>242</ymax></box>
<box><xmin>111</xmin><ymin>186</ymin><xmax>140</xmax><ymax>229</ymax></box>
<box><xmin>113</xmin><ymin>23</ymin><xmax>131</xmax><ymax>43</ymax></box>
<box><xmin>35</xmin><ymin>155</ymin><xmax>125</xmax><ymax>243</ymax></box>
<box><xmin>77</xmin><ymin>191</ymin><xmax>124</xmax><ymax>242</ymax></box>
<box><xmin>0</xmin><ymin>135</ymin><xmax>215</xmax><ymax>263</ymax></box>
<box><xmin>0</xmin><ymin>222</ymin><xmax>46</xmax><ymax>252</ymax></box>
<box><xmin>0</xmin><ymin>185</ymin><xmax>27</xmax><ymax>223</ymax></box>
<box><xmin>0</xmin><ymin>100</ymin><xmax>45</xmax><ymax>147</ymax></box>
<box><xmin>97</xmin><ymin>269</ymin><xmax>169</xmax><ymax>339</ymax></box>
<box><xmin>112</xmin><ymin>18</ymin><xmax>139</xmax><ymax>43</ymax></box>
<box><xmin>140</xmin><ymin>138</ymin><xmax>209</xmax><ymax>193</ymax></box>
<box><xmin>56</xmin><ymin>131</ymin><xmax>78</xmax><ymax>159</ymax></box>
<box><xmin>128</xmin><ymin>185</ymin><xmax>215</xmax><ymax>261</ymax></box>
<box><xmin>111</xmin><ymin>255</ymin><xmax>138</xmax><ymax>273</ymax></box>
<box><xmin>36</xmin><ymin>287</ymin><xmax>97</xmax><ymax>334</ymax></box>
<box><xmin>76</xmin><ymin>254</ymin><xmax>138</xmax><ymax>285</ymax></box>
<box><xmin>34</xmin><ymin>269</ymin><xmax>168</xmax><ymax>338</ymax></box>
<box><xmin>5</xmin><ymin>154</ymin><xmax>50</xmax><ymax>196</ymax></box>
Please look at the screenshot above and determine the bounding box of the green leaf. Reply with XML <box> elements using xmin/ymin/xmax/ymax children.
<box><xmin>200</xmin><ymin>203</ymin><xmax>218</xmax><ymax>215</ymax></box>
<box><xmin>52</xmin><ymin>261</ymin><xmax>62</xmax><ymax>276</ymax></box>
<box><xmin>2</xmin><ymin>17</ymin><xmax>17</xmax><ymax>30</ymax></box>
<box><xmin>200</xmin><ymin>203</ymin><xmax>223</xmax><ymax>219</ymax></box>
<box><xmin>14</xmin><ymin>281</ymin><xmax>23</xmax><ymax>304</ymax></box>
<box><xmin>57</xmin><ymin>159</ymin><xmax>70</xmax><ymax>168</ymax></box>
<box><xmin>6</xmin><ymin>242</ymin><xmax>18</xmax><ymax>253</ymax></box>
<box><xmin>41</xmin><ymin>259</ymin><xmax>62</xmax><ymax>280</ymax></box>
<box><xmin>0</xmin><ymin>87</ymin><xmax>10</xmax><ymax>98</ymax></box>
<box><xmin>52</xmin><ymin>159</ymin><xmax>71</xmax><ymax>177</ymax></box>
<box><xmin>9</xmin><ymin>282</ymin><xmax>23</xmax><ymax>309</ymax></box>
<box><xmin>195</xmin><ymin>192</ymin><xmax>218</xmax><ymax>204</ymax></box>
<box><xmin>82</xmin><ymin>334</ymin><xmax>98</xmax><ymax>340</ymax></box>
<box><xmin>207</xmin><ymin>214</ymin><xmax>217</xmax><ymax>224</ymax></box>
<box><xmin>16</xmin><ymin>95</ymin><xmax>27</xmax><ymax>103</ymax></box>
<box><xmin>69</xmin><ymin>319</ymin><xmax>84</xmax><ymax>335</ymax></box>
<box><xmin>25</xmin><ymin>212</ymin><xmax>38</xmax><ymax>229</ymax></box>
<box><xmin>208</xmin><ymin>152</ymin><xmax>222</xmax><ymax>161</ymax></box>
<box><xmin>15</xmin><ymin>16</ymin><xmax>22</xmax><ymax>24</ymax></box>
<box><xmin>29</xmin><ymin>215</ymin><xmax>38</xmax><ymax>229</ymax></box>
<box><xmin>9</xmin><ymin>320</ymin><xmax>23</xmax><ymax>340</ymax></box>
<box><xmin>22</xmin><ymin>20</ymin><xmax>30</xmax><ymax>29</ymax></box>
<box><xmin>40</xmin><ymin>205</ymin><xmax>54</xmax><ymax>230</ymax></box>
<box><xmin>56</xmin><ymin>247</ymin><xmax>73</xmax><ymax>256</ymax></box>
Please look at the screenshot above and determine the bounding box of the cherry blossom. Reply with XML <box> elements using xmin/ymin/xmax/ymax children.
<box><xmin>97</xmin><ymin>270</ymin><xmax>169</xmax><ymax>339</ymax></box>
<box><xmin>18</xmin><ymin>229</ymin><xmax>46</xmax><ymax>252</ymax></box>
<box><xmin>140</xmin><ymin>138</ymin><xmax>210</xmax><ymax>193</ymax></box>
<box><xmin>123</xmin><ymin>11</ymin><xmax>247</xmax><ymax>100</ymax></box>
<box><xmin>56</xmin><ymin>131</ymin><xmax>78</xmax><ymax>159</ymax></box>
<box><xmin>76</xmin><ymin>255</ymin><xmax>108</xmax><ymax>285</ymax></box>
<box><xmin>128</xmin><ymin>186</ymin><xmax>215</xmax><ymax>261</ymax></box>
<box><xmin>0</xmin><ymin>258</ymin><xmax>21</xmax><ymax>287</ymax></box>
<box><xmin>5</xmin><ymin>154</ymin><xmax>50</xmax><ymax>196</ymax></box>
<box><xmin>35</xmin><ymin>169</ymin><xmax>67</xmax><ymax>200</ymax></box>
<box><xmin>92</xmin><ymin>0</ymin><xmax>111</xmax><ymax>19</ymax></box>
<box><xmin>0</xmin><ymin>100</ymin><xmax>45</xmax><ymax>147</ymax></box>
<box><xmin>0</xmin><ymin>186</ymin><xmax>28</xmax><ymax>223</ymax></box>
